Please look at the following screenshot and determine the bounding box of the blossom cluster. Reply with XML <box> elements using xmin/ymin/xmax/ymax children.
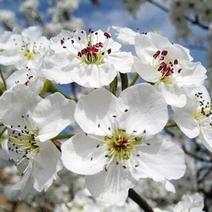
<box><xmin>0</xmin><ymin>25</ymin><xmax>211</xmax><ymax>208</ymax></box>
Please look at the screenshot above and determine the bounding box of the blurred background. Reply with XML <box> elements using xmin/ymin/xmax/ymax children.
<box><xmin>0</xmin><ymin>0</ymin><xmax>211</xmax><ymax>211</ymax></box>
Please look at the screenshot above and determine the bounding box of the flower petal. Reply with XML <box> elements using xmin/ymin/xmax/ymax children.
<box><xmin>0</xmin><ymin>85</ymin><xmax>41</xmax><ymax>130</ymax></box>
<box><xmin>158</xmin><ymin>83</ymin><xmax>187</xmax><ymax>107</ymax></box>
<box><xmin>75</xmin><ymin>88</ymin><xmax>123</xmax><ymax>136</ymax></box>
<box><xmin>173</xmin><ymin>106</ymin><xmax>200</xmax><ymax>138</ymax></box>
<box><xmin>129</xmin><ymin>136</ymin><xmax>185</xmax><ymax>183</ymax></box>
<box><xmin>112</xmin><ymin>26</ymin><xmax>138</xmax><ymax>45</ymax></box>
<box><xmin>32</xmin><ymin>92</ymin><xmax>75</xmax><ymax>141</ymax></box>
<box><xmin>32</xmin><ymin>141</ymin><xmax>62</xmax><ymax>192</ymax></box>
<box><xmin>106</xmin><ymin>52</ymin><xmax>133</xmax><ymax>73</ymax></box>
<box><xmin>86</xmin><ymin>162</ymin><xmax>134</xmax><ymax>205</ymax></box>
<box><xmin>61</xmin><ymin>132</ymin><xmax>107</xmax><ymax>175</ymax></box>
<box><xmin>133</xmin><ymin>57</ymin><xmax>161</xmax><ymax>83</ymax></box>
<box><xmin>119</xmin><ymin>83</ymin><xmax>168</xmax><ymax>135</ymax></box>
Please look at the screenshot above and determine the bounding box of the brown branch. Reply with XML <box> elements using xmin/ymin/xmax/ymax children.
<box><xmin>128</xmin><ymin>188</ymin><xmax>154</xmax><ymax>212</ymax></box>
<box><xmin>146</xmin><ymin>0</ymin><xmax>209</xmax><ymax>30</ymax></box>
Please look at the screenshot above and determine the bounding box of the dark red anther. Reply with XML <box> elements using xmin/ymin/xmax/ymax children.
<box><xmin>174</xmin><ymin>59</ymin><xmax>178</xmax><ymax>65</ymax></box>
<box><xmin>161</xmin><ymin>50</ymin><xmax>168</xmax><ymax>56</ymax></box>
<box><xmin>107</xmin><ymin>48</ymin><xmax>111</xmax><ymax>54</ymax></box>
<box><xmin>178</xmin><ymin>68</ymin><xmax>182</xmax><ymax>73</ymax></box>
<box><xmin>104</xmin><ymin>32</ymin><xmax>111</xmax><ymax>39</ymax></box>
<box><xmin>153</xmin><ymin>50</ymin><xmax>160</xmax><ymax>59</ymax></box>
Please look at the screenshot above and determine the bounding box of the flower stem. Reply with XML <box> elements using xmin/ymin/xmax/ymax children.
<box><xmin>165</xmin><ymin>122</ymin><xmax>177</xmax><ymax>128</ymax></box>
<box><xmin>40</xmin><ymin>80</ymin><xmax>73</xmax><ymax>100</ymax></box>
<box><xmin>0</xmin><ymin>69</ymin><xmax>7</xmax><ymax>90</ymax></box>
<box><xmin>128</xmin><ymin>189</ymin><xmax>153</xmax><ymax>212</ymax></box>
<box><xmin>110</xmin><ymin>76</ymin><xmax>118</xmax><ymax>95</ymax></box>
<box><xmin>130</xmin><ymin>73</ymin><xmax>140</xmax><ymax>86</ymax></box>
<box><xmin>120</xmin><ymin>73</ymin><xmax>128</xmax><ymax>90</ymax></box>
<box><xmin>52</xmin><ymin>134</ymin><xmax>74</xmax><ymax>140</ymax></box>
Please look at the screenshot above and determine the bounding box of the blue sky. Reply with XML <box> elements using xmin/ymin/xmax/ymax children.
<box><xmin>0</xmin><ymin>0</ymin><xmax>208</xmax><ymax>65</ymax></box>
<box><xmin>75</xmin><ymin>0</ymin><xmax>208</xmax><ymax>66</ymax></box>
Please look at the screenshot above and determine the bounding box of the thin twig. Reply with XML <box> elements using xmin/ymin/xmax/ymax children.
<box><xmin>128</xmin><ymin>188</ymin><xmax>154</xmax><ymax>212</ymax></box>
<box><xmin>182</xmin><ymin>145</ymin><xmax>212</xmax><ymax>163</ymax></box>
<box><xmin>146</xmin><ymin>0</ymin><xmax>209</xmax><ymax>30</ymax></box>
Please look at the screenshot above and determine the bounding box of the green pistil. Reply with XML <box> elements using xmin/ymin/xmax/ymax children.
<box><xmin>81</xmin><ymin>53</ymin><xmax>104</xmax><ymax>65</ymax></box>
<box><xmin>9</xmin><ymin>129</ymin><xmax>40</xmax><ymax>156</ymax></box>
<box><xmin>23</xmin><ymin>49</ymin><xmax>36</xmax><ymax>61</ymax></box>
<box><xmin>104</xmin><ymin>129</ymin><xmax>142</xmax><ymax>161</ymax></box>
<box><xmin>160</xmin><ymin>76</ymin><xmax>173</xmax><ymax>86</ymax></box>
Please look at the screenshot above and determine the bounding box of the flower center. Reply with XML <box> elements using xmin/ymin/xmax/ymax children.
<box><xmin>153</xmin><ymin>50</ymin><xmax>182</xmax><ymax>78</ymax></box>
<box><xmin>21</xmin><ymin>42</ymin><xmax>37</xmax><ymax>61</ymax></box>
<box><xmin>104</xmin><ymin>129</ymin><xmax>141</xmax><ymax>161</ymax></box>
<box><xmin>77</xmin><ymin>31</ymin><xmax>112</xmax><ymax>65</ymax></box>
<box><xmin>8</xmin><ymin>128</ymin><xmax>40</xmax><ymax>159</ymax></box>
<box><xmin>193</xmin><ymin>92</ymin><xmax>212</xmax><ymax>126</ymax></box>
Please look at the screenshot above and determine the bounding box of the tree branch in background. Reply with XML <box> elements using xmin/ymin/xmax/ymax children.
<box><xmin>128</xmin><ymin>188</ymin><xmax>154</xmax><ymax>212</ymax></box>
<box><xmin>146</xmin><ymin>0</ymin><xmax>209</xmax><ymax>30</ymax></box>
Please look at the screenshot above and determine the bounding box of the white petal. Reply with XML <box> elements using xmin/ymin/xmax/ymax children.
<box><xmin>61</xmin><ymin>132</ymin><xmax>107</xmax><ymax>175</ymax></box>
<box><xmin>119</xmin><ymin>83</ymin><xmax>168</xmax><ymax>135</ymax></box>
<box><xmin>86</xmin><ymin>162</ymin><xmax>134</xmax><ymax>205</ymax></box>
<box><xmin>106</xmin><ymin>52</ymin><xmax>133</xmax><ymax>73</ymax></box>
<box><xmin>176</xmin><ymin>61</ymin><xmax>207</xmax><ymax>87</ymax></box>
<box><xmin>173</xmin><ymin>107</ymin><xmax>200</xmax><ymax>138</ymax></box>
<box><xmin>75</xmin><ymin>88</ymin><xmax>123</xmax><ymax>136</ymax></box>
<box><xmin>69</xmin><ymin>63</ymin><xmax>118</xmax><ymax>88</ymax></box>
<box><xmin>32</xmin><ymin>92</ymin><xmax>75</xmax><ymax>141</ymax></box>
<box><xmin>200</xmin><ymin>125</ymin><xmax>212</xmax><ymax>152</ymax></box>
<box><xmin>7</xmin><ymin>69</ymin><xmax>44</xmax><ymax>93</ymax></box>
<box><xmin>158</xmin><ymin>83</ymin><xmax>187</xmax><ymax>107</ymax></box>
<box><xmin>112</xmin><ymin>26</ymin><xmax>138</xmax><ymax>45</ymax></box>
<box><xmin>32</xmin><ymin>141</ymin><xmax>62</xmax><ymax>192</ymax></box>
<box><xmin>165</xmin><ymin>181</ymin><xmax>176</xmax><ymax>193</ymax></box>
<box><xmin>22</xmin><ymin>26</ymin><xmax>43</xmax><ymax>42</ymax></box>
<box><xmin>41</xmin><ymin>53</ymin><xmax>79</xmax><ymax>84</ymax></box>
<box><xmin>133</xmin><ymin>57</ymin><xmax>161</xmax><ymax>83</ymax></box>
<box><xmin>129</xmin><ymin>137</ymin><xmax>185</xmax><ymax>183</ymax></box>
<box><xmin>4</xmin><ymin>162</ymin><xmax>35</xmax><ymax>200</ymax></box>
<box><xmin>0</xmin><ymin>85</ymin><xmax>41</xmax><ymax>130</ymax></box>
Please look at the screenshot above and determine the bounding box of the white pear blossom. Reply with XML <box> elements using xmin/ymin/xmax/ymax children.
<box><xmin>62</xmin><ymin>83</ymin><xmax>185</xmax><ymax>205</ymax></box>
<box><xmin>133</xmin><ymin>32</ymin><xmax>207</xmax><ymax>107</ymax></box>
<box><xmin>0</xmin><ymin>26</ymin><xmax>49</xmax><ymax>70</ymax></box>
<box><xmin>0</xmin><ymin>85</ymin><xmax>76</xmax><ymax>198</ymax></box>
<box><xmin>173</xmin><ymin>193</ymin><xmax>204</xmax><ymax>212</ymax></box>
<box><xmin>174</xmin><ymin>86</ymin><xmax>212</xmax><ymax>151</ymax></box>
<box><xmin>112</xmin><ymin>26</ymin><xmax>138</xmax><ymax>45</ymax></box>
<box><xmin>41</xmin><ymin>29</ymin><xmax>134</xmax><ymax>88</ymax></box>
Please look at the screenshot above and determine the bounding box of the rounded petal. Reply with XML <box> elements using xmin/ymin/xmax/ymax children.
<box><xmin>32</xmin><ymin>141</ymin><xmax>62</xmax><ymax>192</ymax></box>
<box><xmin>0</xmin><ymin>85</ymin><xmax>41</xmax><ymax>130</ymax></box>
<box><xmin>129</xmin><ymin>136</ymin><xmax>186</xmax><ymax>182</ymax></box>
<box><xmin>112</xmin><ymin>26</ymin><xmax>138</xmax><ymax>45</ymax></box>
<box><xmin>22</xmin><ymin>26</ymin><xmax>43</xmax><ymax>41</ymax></box>
<box><xmin>7</xmin><ymin>69</ymin><xmax>44</xmax><ymax>93</ymax></box>
<box><xmin>173</xmin><ymin>108</ymin><xmax>200</xmax><ymax>138</ymax></box>
<box><xmin>133</xmin><ymin>57</ymin><xmax>161</xmax><ymax>83</ymax></box>
<box><xmin>200</xmin><ymin>124</ymin><xmax>212</xmax><ymax>152</ymax></box>
<box><xmin>158</xmin><ymin>83</ymin><xmax>187</xmax><ymax>107</ymax></box>
<box><xmin>70</xmin><ymin>63</ymin><xmax>118</xmax><ymax>88</ymax></box>
<box><xmin>106</xmin><ymin>52</ymin><xmax>133</xmax><ymax>73</ymax></box>
<box><xmin>176</xmin><ymin>62</ymin><xmax>207</xmax><ymax>87</ymax></box>
<box><xmin>61</xmin><ymin>132</ymin><xmax>107</xmax><ymax>175</ymax></box>
<box><xmin>119</xmin><ymin>83</ymin><xmax>168</xmax><ymax>135</ymax></box>
<box><xmin>32</xmin><ymin>92</ymin><xmax>76</xmax><ymax>141</ymax></box>
<box><xmin>75</xmin><ymin>88</ymin><xmax>123</xmax><ymax>136</ymax></box>
<box><xmin>86</xmin><ymin>162</ymin><xmax>135</xmax><ymax>205</ymax></box>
